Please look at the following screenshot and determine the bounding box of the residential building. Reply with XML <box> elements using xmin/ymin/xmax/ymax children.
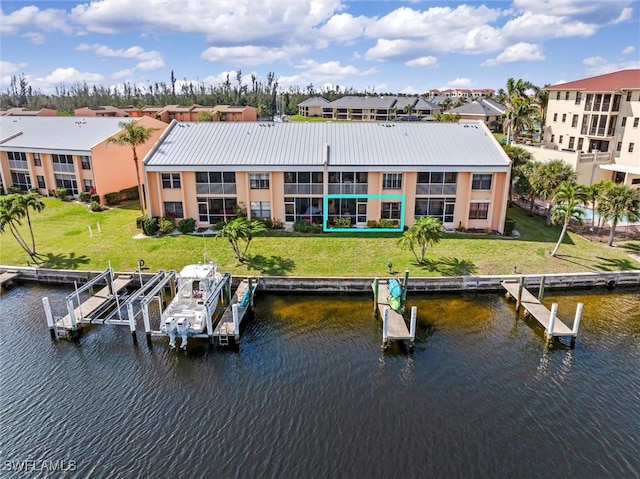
<box><xmin>297</xmin><ymin>97</ymin><xmax>330</xmax><ymax>117</ymax></box>
<box><xmin>449</xmin><ymin>98</ymin><xmax>506</xmax><ymax>131</ymax></box>
<box><xmin>0</xmin><ymin>107</ymin><xmax>57</xmax><ymax>117</ymax></box>
<box><xmin>137</xmin><ymin>104</ymin><xmax>257</xmax><ymax>123</ymax></box>
<box><xmin>314</xmin><ymin>96</ymin><xmax>439</xmax><ymax>121</ymax></box>
<box><xmin>74</xmin><ymin>106</ymin><xmax>129</xmax><ymax>117</ymax></box>
<box><xmin>0</xmin><ymin>116</ymin><xmax>167</xmax><ymax>201</ymax></box>
<box><xmin>143</xmin><ymin>121</ymin><xmax>511</xmax><ymax>233</ymax></box>
<box><xmin>537</xmin><ymin>69</ymin><xmax>640</xmax><ymax>189</ymax></box>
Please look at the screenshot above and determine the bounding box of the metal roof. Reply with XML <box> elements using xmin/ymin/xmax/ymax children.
<box><xmin>298</xmin><ymin>97</ymin><xmax>330</xmax><ymax>107</ymax></box>
<box><xmin>450</xmin><ymin>99</ymin><xmax>505</xmax><ymax>116</ymax></box>
<box><xmin>0</xmin><ymin>116</ymin><xmax>133</xmax><ymax>153</ymax></box>
<box><xmin>546</xmin><ymin>69</ymin><xmax>640</xmax><ymax>92</ymax></box>
<box><xmin>144</xmin><ymin>121</ymin><xmax>510</xmax><ymax>171</ymax></box>
<box><xmin>324</xmin><ymin>96</ymin><xmax>399</xmax><ymax>109</ymax></box>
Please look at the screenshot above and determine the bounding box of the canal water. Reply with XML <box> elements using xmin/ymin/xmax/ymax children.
<box><xmin>0</xmin><ymin>283</ymin><xmax>638</xmax><ymax>478</ymax></box>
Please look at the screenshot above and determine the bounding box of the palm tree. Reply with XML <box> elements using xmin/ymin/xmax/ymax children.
<box><xmin>502</xmin><ymin>96</ymin><xmax>537</xmax><ymax>143</ymax></box>
<box><xmin>397</xmin><ymin>216</ymin><xmax>445</xmax><ymax>263</ymax></box>
<box><xmin>216</xmin><ymin>217</ymin><xmax>267</xmax><ymax>262</ymax></box>
<box><xmin>550</xmin><ymin>182</ymin><xmax>588</xmax><ymax>257</ymax></box>
<box><xmin>15</xmin><ymin>192</ymin><xmax>45</xmax><ymax>254</ymax></box>
<box><xmin>0</xmin><ymin>194</ymin><xmax>46</xmax><ymax>263</ymax></box>
<box><xmin>106</xmin><ymin>121</ymin><xmax>159</xmax><ymax>216</ymax></box>
<box><xmin>596</xmin><ymin>184</ymin><xmax>640</xmax><ymax>246</ymax></box>
<box><xmin>532</xmin><ymin>86</ymin><xmax>549</xmax><ymax>139</ymax></box>
<box><xmin>513</xmin><ymin>160</ymin><xmax>538</xmax><ymax>214</ymax></box>
<box><xmin>530</xmin><ymin>159</ymin><xmax>576</xmax><ymax>225</ymax></box>
<box><xmin>584</xmin><ymin>179</ymin><xmax>613</xmax><ymax>229</ymax></box>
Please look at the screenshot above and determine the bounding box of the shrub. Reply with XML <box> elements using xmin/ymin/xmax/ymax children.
<box><xmin>332</xmin><ymin>216</ymin><xmax>351</xmax><ymax>228</ymax></box>
<box><xmin>90</xmin><ymin>201</ymin><xmax>103</xmax><ymax>212</ymax></box>
<box><xmin>90</xmin><ymin>194</ymin><xmax>100</xmax><ymax>203</ymax></box>
<box><xmin>136</xmin><ymin>216</ymin><xmax>146</xmax><ymax>229</ymax></box>
<box><xmin>104</xmin><ymin>191</ymin><xmax>122</xmax><ymax>205</ymax></box>
<box><xmin>293</xmin><ymin>220</ymin><xmax>321</xmax><ymax>234</ymax></box>
<box><xmin>178</xmin><ymin>218</ymin><xmax>196</xmax><ymax>234</ymax></box>
<box><xmin>142</xmin><ymin>217</ymin><xmax>159</xmax><ymax>236</ymax></box>
<box><xmin>120</xmin><ymin>186</ymin><xmax>139</xmax><ymax>201</ymax></box>
<box><xmin>8</xmin><ymin>186</ymin><xmax>23</xmax><ymax>194</ymax></box>
<box><xmin>158</xmin><ymin>217</ymin><xmax>175</xmax><ymax>235</ymax></box>
<box><xmin>366</xmin><ymin>220</ymin><xmax>378</xmax><ymax>228</ymax></box>
<box><xmin>78</xmin><ymin>191</ymin><xmax>91</xmax><ymax>203</ymax></box>
<box><xmin>55</xmin><ymin>187</ymin><xmax>69</xmax><ymax>200</ymax></box>
<box><xmin>270</xmin><ymin>219</ymin><xmax>284</xmax><ymax>230</ymax></box>
<box><xmin>377</xmin><ymin>219</ymin><xmax>397</xmax><ymax>229</ymax></box>
<box><xmin>504</xmin><ymin>218</ymin><xmax>516</xmax><ymax>236</ymax></box>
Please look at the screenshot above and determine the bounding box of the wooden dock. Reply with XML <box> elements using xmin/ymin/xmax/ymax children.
<box><xmin>213</xmin><ymin>279</ymin><xmax>256</xmax><ymax>345</ymax></box>
<box><xmin>0</xmin><ymin>271</ymin><xmax>20</xmax><ymax>288</ymax></box>
<box><xmin>374</xmin><ymin>280</ymin><xmax>411</xmax><ymax>342</ymax></box>
<box><xmin>61</xmin><ymin>275</ymin><xmax>133</xmax><ymax>328</ymax></box>
<box><xmin>502</xmin><ymin>280</ymin><xmax>581</xmax><ymax>346</ymax></box>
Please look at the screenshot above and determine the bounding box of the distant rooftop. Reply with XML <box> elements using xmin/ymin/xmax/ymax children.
<box><xmin>546</xmin><ymin>69</ymin><xmax>640</xmax><ymax>92</ymax></box>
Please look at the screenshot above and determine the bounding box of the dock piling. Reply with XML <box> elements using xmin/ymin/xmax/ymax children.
<box><xmin>382</xmin><ymin>307</ymin><xmax>389</xmax><ymax>347</ymax></box>
<box><xmin>232</xmin><ymin>304</ymin><xmax>240</xmax><ymax>340</ymax></box>
<box><xmin>42</xmin><ymin>297</ymin><xmax>56</xmax><ymax>340</ymax></box>
<box><xmin>571</xmin><ymin>303</ymin><xmax>583</xmax><ymax>346</ymax></box>
<box><xmin>401</xmin><ymin>270</ymin><xmax>409</xmax><ymax>308</ymax></box>
<box><xmin>410</xmin><ymin>306</ymin><xmax>417</xmax><ymax>342</ymax></box>
<box><xmin>516</xmin><ymin>276</ymin><xmax>524</xmax><ymax>314</ymax></box>
<box><xmin>142</xmin><ymin>307</ymin><xmax>152</xmax><ymax>346</ymax></box>
<box><xmin>547</xmin><ymin>303</ymin><xmax>558</xmax><ymax>345</ymax></box>
<box><xmin>538</xmin><ymin>275</ymin><xmax>546</xmax><ymax>301</ymax></box>
<box><xmin>373</xmin><ymin>278</ymin><xmax>379</xmax><ymax>315</ymax></box>
<box><xmin>248</xmin><ymin>277</ymin><xmax>253</xmax><ymax>307</ymax></box>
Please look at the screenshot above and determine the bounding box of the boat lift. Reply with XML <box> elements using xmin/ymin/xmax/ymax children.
<box><xmin>141</xmin><ymin>272</ymin><xmax>231</xmax><ymax>347</ymax></box>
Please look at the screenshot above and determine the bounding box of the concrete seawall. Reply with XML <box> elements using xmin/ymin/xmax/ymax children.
<box><xmin>2</xmin><ymin>265</ymin><xmax>640</xmax><ymax>293</ymax></box>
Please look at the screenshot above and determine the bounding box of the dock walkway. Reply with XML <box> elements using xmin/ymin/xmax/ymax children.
<box><xmin>502</xmin><ymin>281</ymin><xmax>579</xmax><ymax>345</ymax></box>
<box><xmin>61</xmin><ymin>276</ymin><xmax>133</xmax><ymax>328</ymax></box>
<box><xmin>213</xmin><ymin>279</ymin><xmax>256</xmax><ymax>344</ymax></box>
<box><xmin>374</xmin><ymin>281</ymin><xmax>411</xmax><ymax>341</ymax></box>
<box><xmin>0</xmin><ymin>271</ymin><xmax>20</xmax><ymax>288</ymax></box>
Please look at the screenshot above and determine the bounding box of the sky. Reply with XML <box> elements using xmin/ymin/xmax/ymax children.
<box><xmin>1</xmin><ymin>0</ymin><xmax>639</xmax><ymax>97</ymax></box>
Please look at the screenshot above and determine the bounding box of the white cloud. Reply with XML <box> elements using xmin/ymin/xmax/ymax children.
<box><xmin>399</xmin><ymin>85</ymin><xmax>420</xmax><ymax>95</ymax></box>
<box><xmin>201</xmin><ymin>45</ymin><xmax>306</xmax><ymax>67</ymax></box>
<box><xmin>70</xmin><ymin>0</ymin><xmax>341</xmax><ymax>44</ymax></box>
<box><xmin>112</xmin><ymin>69</ymin><xmax>134</xmax><ymax>79</ymax></box>
<box><xmin>622</xmin><ymin>45</ymin><xmax>636</xmax><ymax>55</ymax></box>
<box><xmin>511</xmin><ymin>0</ymin><xmax>634</xmax><ymax>24</ymax></box>
<box><xmin>582</xmin><ymin>56</ymin><xmax>640</xmax><ymax>76</ymax></box>
<box><xmin>441</xmin><ymin>78</ymin><xmax>473</xmax><ymax>89</ymax></box>
<box><xmin>278</xmin><ymin>59</ymin><xmax>376</xmax><ymax>87</ymax></box>
<box><xmin>42</xmin><ymin>67</ymin><xmax>104</xmax><ymax>84</ymax></box>
<box><xmin>76</xmin><ymin>43</ymin><xmax>165</xmax><ymax>71</ymax></box>
<box><xmin>21</xmin><ymin>32</ymin><xmax>46</xmax><ymax>44</ymax></box>
<box><xmin>405</xmin><ymin>56</ymin><xmax>438</xmax><ymax>67</ymax></box>
<box><xmin>0</xmin><ymin>60</ymin><xmax>28</xmax><ymax>75</ymax></box>
<box><xmin>0</xmin><ymin>5</ymin><xmax>73</xmax><ymax>35</ymax></box>
<box><xmin>502</xmin><ymin>12</ymin><xmax>596</xmax><ymax>40</ymax></box>
<box><xmin>482</xmin><ymin>42</ymin><xmax>544</xmax><ymax>66</ymax></box>
<box><xmin>316</xmin><ymin>13</ymin><xmax>369</xmax><ymax>45</ymax></box>
<box><xmin>365</xmin><ymin>39</ymin><xmax>420</xmax><ymax>61</ymax></box>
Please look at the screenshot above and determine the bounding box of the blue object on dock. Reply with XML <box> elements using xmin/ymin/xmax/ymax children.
<box><xmin>239</xmin><ymin>289</ymin><xmax>251</xmax><ymax>307</ymax></box>
<box><xmin>388</xmin><ymin>278</ymin><xmax>402</xmax><ymax>299</ymax></box>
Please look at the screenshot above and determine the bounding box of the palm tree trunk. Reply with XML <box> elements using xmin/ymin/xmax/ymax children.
<box><xmin>551</xmin><ymin>222</ymin><xmax>568</xmax><ymax>257</ymax></box>
<box><xmin>133</xmin><ymin>154</ymin><xmax>145</xmax><ymax>216</ymax></box>
<box><xmin>607</xmin><ymin>219</ymin><xmax>617</xmax><ymax>246</ymax></box>
<box><xmin>9</xmin><ymin>222</ymin><xmax>35</xmax><ymax>257</ymax></box>
<box><xmin>25</xmin><ymin>210</ymin><xmax>37</xmax><ymax>253</ymax></box>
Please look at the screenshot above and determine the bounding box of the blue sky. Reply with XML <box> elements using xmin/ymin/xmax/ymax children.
<box><xmin>1</xmin><ymin>0</ymin><xmax>639</xmax><ymax>96</ymax></box>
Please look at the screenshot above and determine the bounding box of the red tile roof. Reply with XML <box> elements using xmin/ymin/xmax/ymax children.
<box><xmin>546</xmin><ymin>69</ymin><xmax>640</xmax><ymax>92</ymax></box>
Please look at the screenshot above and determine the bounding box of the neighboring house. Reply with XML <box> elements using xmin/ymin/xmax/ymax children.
<box><xmin>0</xmin><ymin>107</ymin><xmax>57</xmax><ymax>116</ymax></box>
<box><xmin>317</xmin><ymin>96</ymin><xmax>439</xmax><ymax>121</ymax></box>
<box><xmin>534</xmin><ymin>69</ymin><xmax>640</xmax><ymax>189</ymax></box>
<box><xmin>211</xmin><ymin>105</ymin><xmax>257</xmax><ymax>122</ymax></box>
<box><xmin>449</xmin><ymin>99</ymin><xmax>506</xmax><ymax>131</ymax></box>
<box><xmin>143</xmin><ymin>121</ymin><xmax>511</xmax><ymax>233</ymax></box>
<box><xmin>74</xmin><ymin>106</ymin><xmax>129</xmax><ymax>117</ymax></box>
<box><xmin>297</xmin><ymin>97</ymin><xmax>330</xmax><ymax>117</ymax></box>
<box><xmin>0</xmin><ymin>116</ymin><xmax>167</xmax><ymax>202</ymax></box>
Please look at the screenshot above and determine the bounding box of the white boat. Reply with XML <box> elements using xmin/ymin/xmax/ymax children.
<box><xmin>160</xmin><ymin>262</ymin><xmax>223</xmax><ymax>349</ymax></box>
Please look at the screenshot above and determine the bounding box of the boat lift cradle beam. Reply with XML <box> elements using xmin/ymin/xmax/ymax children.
<box><xmin>140</xmin><ymin>271</ymin><xmax>177</xmax><ymax>346</ymax></box>
<box><xmin>107</xmin><ymin>270</ymin><xmax>167</xmax><ymax>344</ymax></box>
<box><xmin>64</xmin><ymin>267</ymin><xmax>114</xmax><ymax>328</ymax></box>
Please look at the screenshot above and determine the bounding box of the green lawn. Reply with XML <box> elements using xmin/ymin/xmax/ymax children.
<box><xmin>1</xmin><ymin>198</ymin><xmax>638</xmax><ymax>276</ymax></box>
